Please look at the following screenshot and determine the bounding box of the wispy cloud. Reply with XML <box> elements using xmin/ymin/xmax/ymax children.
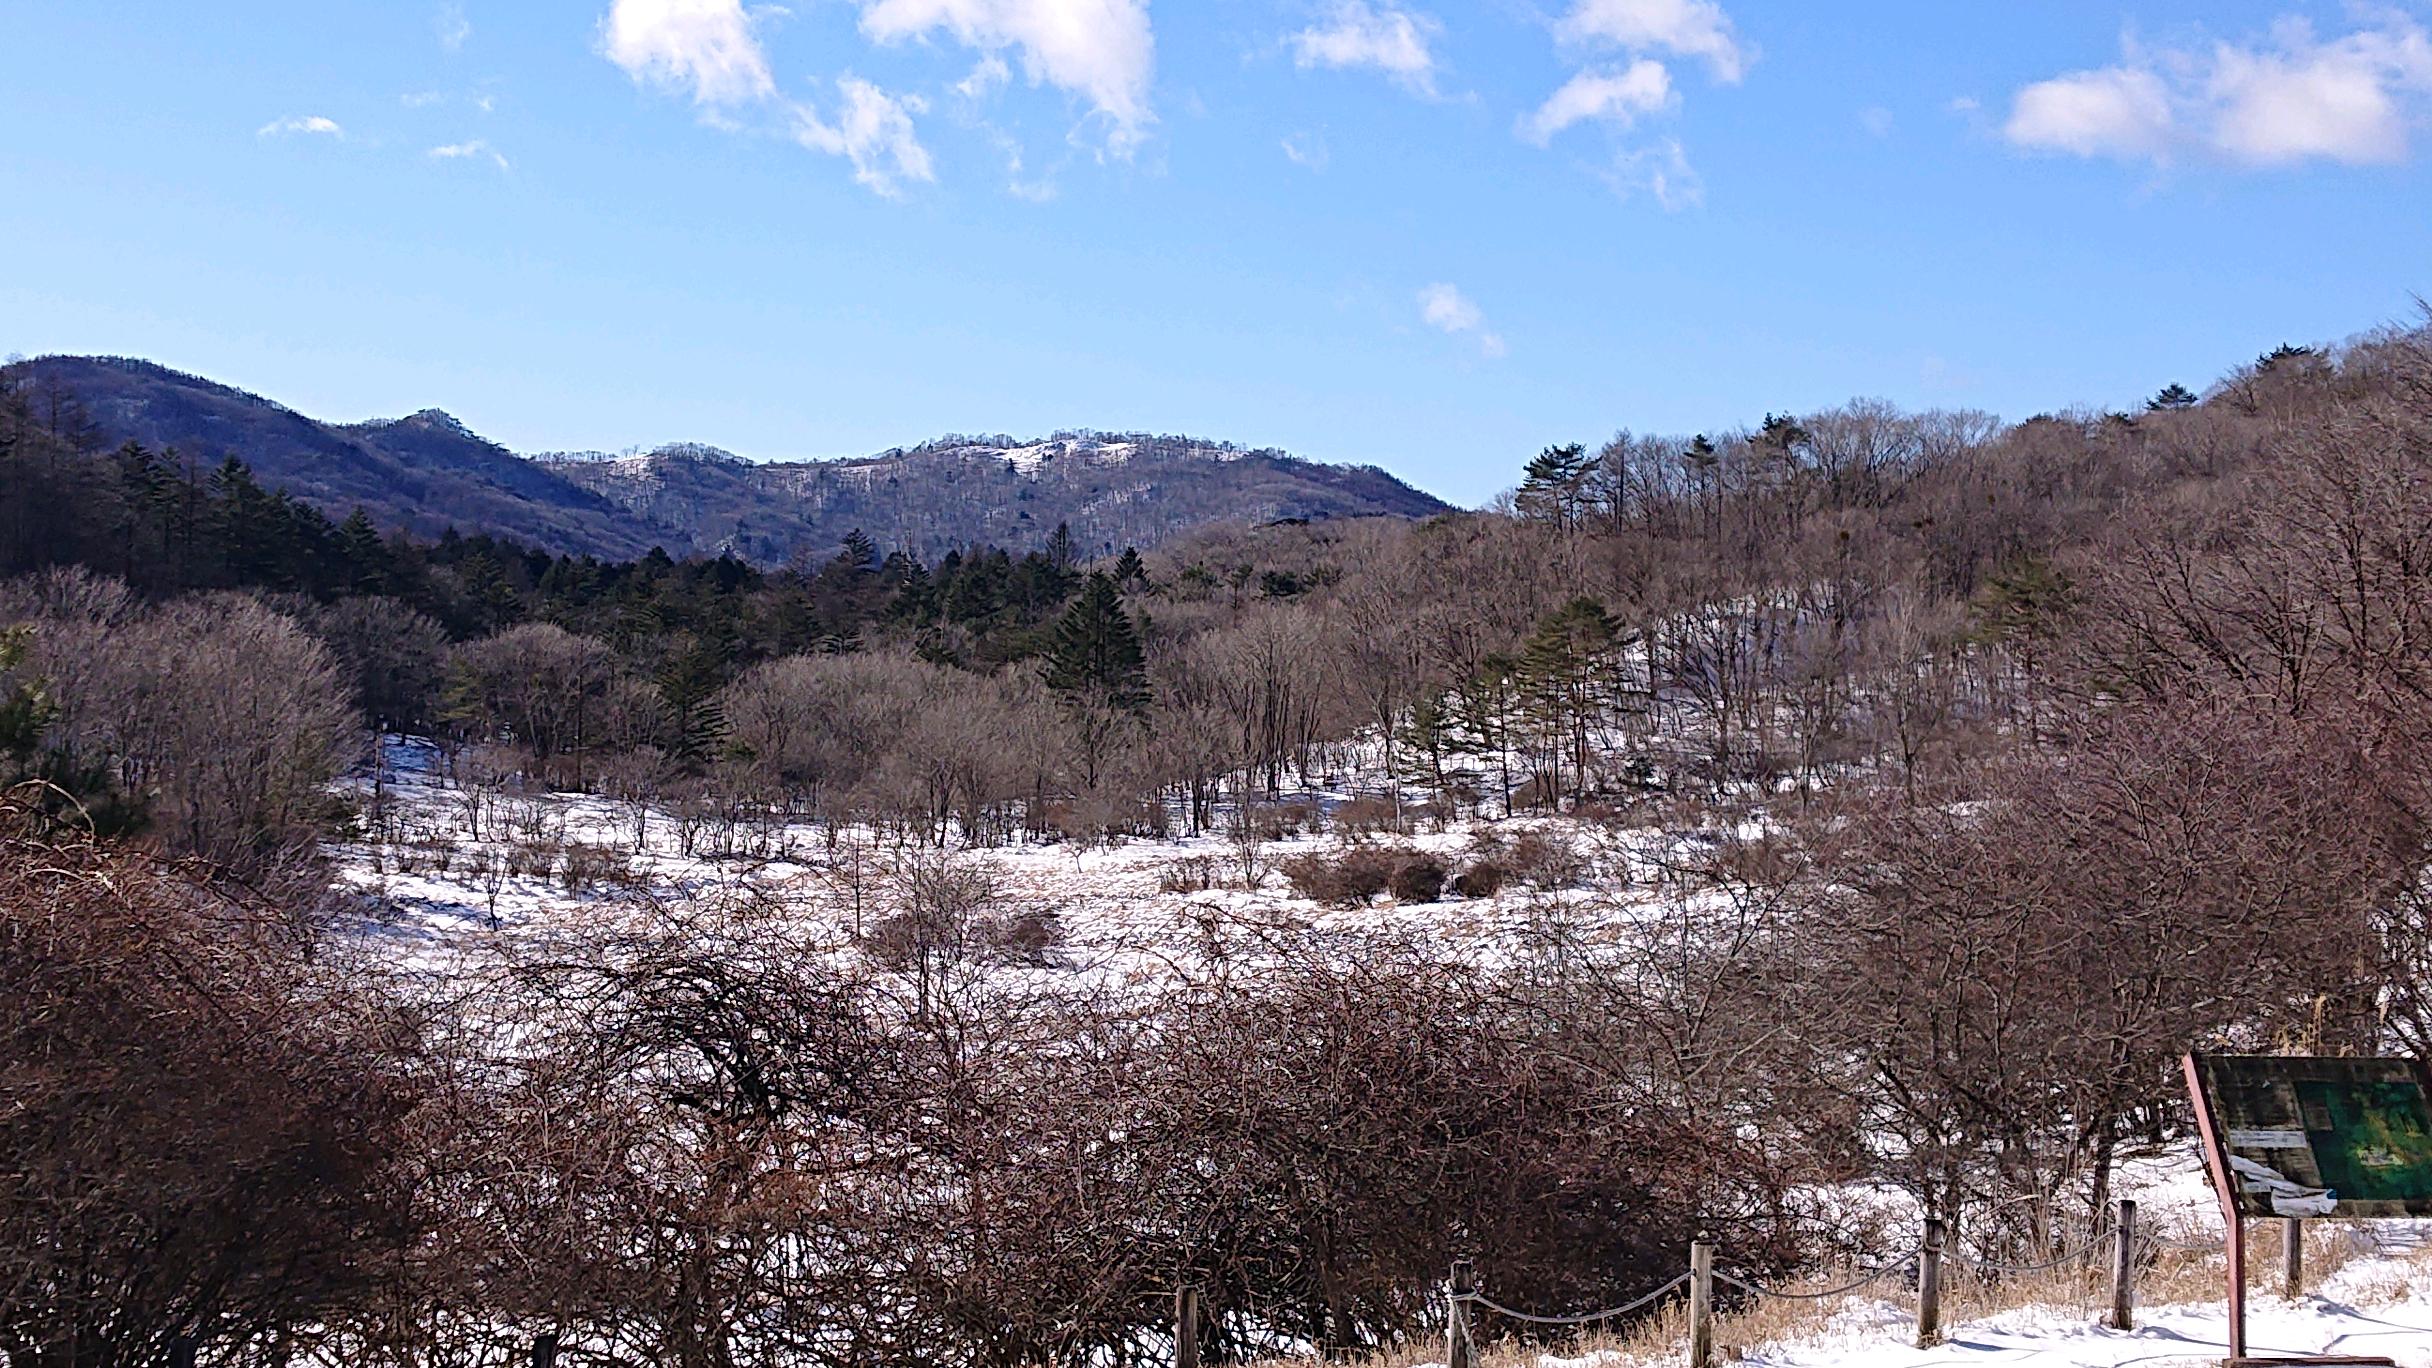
<box><xmin>956</xmin><ymin>55</ymin><xmax>1012</xmax><ymax>101</ymax></box>
<box><xmin>793</xmin><ymin>77</ymin><xmax>936</xmax><ymax>198</ymax></box>
<box><xmin>436</xmin><ymin>2</ymin><xmax>472</xmax><ymax>52</ymax></box>
<box><xmin>1290</xmin><ymin>1</ymin><xmax>1443</xmax><ymax>97</ymax></box>
<box><xmin>258</xmin><ymin>115</ymin><xmax>345</xmax><ymax>138</ymax></box>
<box><xmin>1526</xmin><ymin>0</ymin><xmax>1744</xmax><ymax>207</ymax></box>
<box><xmin>600</xmin><ymin>0</ymin><xmax>940</xmax><ymax>196</ymax></box>
<box><xmin>430</xmin><ymin>139</ymin><xmax>511</xmax><ymax>169</ymax></box>
<box><xmin>1859</xmin><ymin>105</ymin><xmax>1894</xmax><ymax>138</ymax></box>
<box><xmin>856</xmin><ymin>0</ymin><xmax>1158</xmax><ymax>157</ymax></box>
<box><xmin>1418</xmin><ymin>282</ymin><xmax>1506</xmax><ymax>359</ymax></box>
<box><xmin>1554</xmin><ymin>0</ymin><xmax>1749</xmax><ymax>84</ymax></box>
<box><xmin>2004</xmin><ymin>13</ymin><xmax>2432</xmax><ymax>168</ymax></box>
<box><xmin>1281</xmin><ymin>130</ymin><xmax>1330</xmax><ymax>171</ymax></box>
<box><xmin>1602</xmin><ymin>137</ymin><xmax>1701</xmax><ymax>209</ymax></box>
<box><xmin>1523</xmin><ymin>60</ymin><xmax>1672</xmax><ymax>143</ymax></box>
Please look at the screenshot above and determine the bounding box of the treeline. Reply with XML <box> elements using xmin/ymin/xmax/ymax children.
<box><xmin>9</xmin><ymin>323</ymin><xmax>2432</xmax><ymax>1365</ymax></box>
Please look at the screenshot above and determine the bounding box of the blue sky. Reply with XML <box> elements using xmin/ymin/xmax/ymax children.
<box><xmin>3</xmin><ymin>0</ymin><xmax>2428</xmax><ymax>505</ymax></box>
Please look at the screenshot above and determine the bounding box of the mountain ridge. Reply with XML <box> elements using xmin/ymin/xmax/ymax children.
<box><xmin>3</xmin><ymin>355</ymin><xmax>1453</xmax><ymax>563</ymax></box>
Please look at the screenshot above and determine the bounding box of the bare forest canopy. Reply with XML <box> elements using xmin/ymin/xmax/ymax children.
<box><xmin>0</xmin><ymin>354</ymin><xmax>1452</xmax><ymax>565</ymax></box>
<box><xmin>8</xmin><ymin>322</ymin><xmax>2432</xmax><ymax>1367</ymax></box>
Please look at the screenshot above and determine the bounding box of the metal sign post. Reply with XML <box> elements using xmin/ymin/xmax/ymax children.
<box><xmin>2183</xmin><ymin>1053</ymin><xmax>2432</xmax><ymax>1368</ymax></box>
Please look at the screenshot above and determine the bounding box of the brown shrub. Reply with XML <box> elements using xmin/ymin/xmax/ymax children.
<box><xmin>1388</xmin><ymin>854</ymin><xmax>1446</xmax><ymax>904</ymax></box>
<box><xmin>560</xmin><ymin>841</ymin><xmax>639</xmax><ymax>895</ymax></box>
<box><xmin>1451</xmin><ymin>862</ymin><xmax>1509</xmax><ymax>899</ymax></box>
<box><xmin>1334</xmin><ymin>796</ymin><xmax>1407</xmax><ymax>837</ymax></box>
<box><xmin>1251</xmin><ymin>800</ymin><xmax>1319</xmax><ymax>841</ymax></box>
<box><xmin>1283</xmin><ymin>846</ymin><xmax>1399</xmax><ymax>906</ymax></box>
<box><xmin>1508</xmin><ymin>830</ymin><xmax>1587</xmax><ymax>890</ymax></box>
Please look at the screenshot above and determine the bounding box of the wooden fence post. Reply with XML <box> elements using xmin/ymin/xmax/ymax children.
<box><xmin>2282</xmin><ymin>1218</ymin><xmax>2304</xmax><ymax>1299</ymax></box>
<box><xmin>2106</xmin><ymin>1199</ymin><xmax>2138</xmax><ymax>1331</ymax></box>
<box><xmin>1175</xmin><ymin>1286</ymin><xmax>1201</xmax><ymax>1368</ymax></box>
<box><xmin>1915</xmin><ymin>1218</ymin><xmax>1946</xmax><ymax>1348</ymax></box>
<box><xmin>1447</xmin><ymin>1259</ymin><xmax>1477</xmax><ymax>1368</ymax></box>
<box><xmin>1688</xmin><ymin>1239</ymin><xmax>1716</xmax><ymax>1368</ymax></box>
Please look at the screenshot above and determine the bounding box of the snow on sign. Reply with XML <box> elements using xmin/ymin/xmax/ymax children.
<box><xmin>2187</xmin><ymin>1054</ymin><xmax>2432</xmax><ymax>1220</ymax></box>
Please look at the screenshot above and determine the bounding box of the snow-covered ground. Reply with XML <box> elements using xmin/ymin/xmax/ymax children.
<box><xmin>1690</xmin><ymin>1282</ymin><xmax>2432</xmax><ymax>1368</ymax></box>
<box><xmin>334</xmin><ymin>737</ymin><xmax>1694</xmax><ymax>983</ymax></box>
<box><xmin>328</xmin><ymin>740</ymin><xmax>2432</xmax><ymax>1365</ymax></box>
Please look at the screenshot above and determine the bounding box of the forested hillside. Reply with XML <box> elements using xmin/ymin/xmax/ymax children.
<box><xmin>6</xmin><ymin>322</ymin><xmax>2432</xmax><ymax>1367</ymax></box>
<box><xmin>0</xmin><ymin>355</ymin><xmax>1450</xmax><ymax>564</ymax></box>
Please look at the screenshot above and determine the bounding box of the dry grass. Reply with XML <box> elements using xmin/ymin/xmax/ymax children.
<box><xmin>1243</xmin><ymin>1227</ymin><xmax>2432</xmax><ymax>1368</ymax></box>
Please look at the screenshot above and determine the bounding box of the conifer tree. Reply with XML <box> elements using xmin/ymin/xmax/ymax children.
<box><xmin>338</xmin><ymin>508</ymin><xmax>389</xmax><ymax>593</ymax></box>
<box><xmin>1517</xmin><ymin>443</ymin><xmax>1593</xmax><ymax>529</ymax></box>
<box><xmin>1044</xmin><ymin>573</ymin><xmax>1149</xmax><ymax>713</ymax></box>
<box><xmin>2147</xmin><ymin>383</ymin><xmax>2199</xmax><ymax>411</ymax></box>
<box><xmin>1516</xmin><ymin>597</ymin><xmax>1629</xmax><ymax>802</ymax></box>
<box><xmin>840</xmin><ymin>528</ymin><xmax>879</xmax><ymax>573</ymax></box>
<box><xmin>1448</xmin><ymin>655</ymin><xmax>1521</xmax><ymax>818</ymax></box>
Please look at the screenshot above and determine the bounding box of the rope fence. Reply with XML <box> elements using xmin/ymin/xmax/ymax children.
<box><xmin>1431</xmin><ymin>1198</ymin><xmax>2389</xmax><ymax>1368</ymax></box>
<box><xmin>1456</xmin><ymin>1274</ymin><xmax>1692</xmax><ymax>1326</ymax></box>
<box><xmin>1712</xmin><ymin>1255</ymin><xmax>1916</xmax><ymax>1302</ymax></box>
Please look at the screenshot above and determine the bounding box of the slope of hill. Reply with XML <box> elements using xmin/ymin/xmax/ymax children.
<box><xmin>3</xmin><ymin>356</ymin><xmax>1454</xmax><ymax>562</ymax></box>
<box><xmin>543</xmin><ymin>431</ymin><xmax>1454</xmax><ymax>563</ymax></box>
<box><xmin>5</xmin><ymin>356</ymin><xmax>668</xmax><ymax>559</ymax></box>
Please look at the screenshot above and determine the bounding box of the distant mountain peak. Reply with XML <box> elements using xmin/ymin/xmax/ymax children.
<box><xmin>7</xmin><ymin>354</ymin><xmax>1454</xmax><ymax>565</ymax></box>
<box><xmin>647</xmin><ymin>441</ymin><xmax>747</xmax><ymax>466</ymax></box>
<box><xmin>393</xmin><ymin>408</ymin><xmax>475</xmax><ymax>437</ymax></box>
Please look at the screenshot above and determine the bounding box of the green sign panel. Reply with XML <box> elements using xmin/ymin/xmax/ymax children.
<box><xmin>2189</xmin><ymin>1055</ymin><xmax>2432</xmax><ymax>1220</ymax></box>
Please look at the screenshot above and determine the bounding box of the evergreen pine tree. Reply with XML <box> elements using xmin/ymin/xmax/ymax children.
<box><xmin>1044</xmin><ymin>573</ymin><xmax>1149</xmax><ymax>712</ymax></box>
<box><xmin>840</xmin><ymin>528</ymin><xmax>879</xmax><ymax>573</ymax></box>
<box><xmin>2147</xmin><ymin>383</ymin><xmax>2200</xmax><ymax>411</ymax></box>
<box><xmin>1517</xmin><ymin>443</ymin><xmax>1593</xmax><ymax>528</ymax></box>
<box><xmin>338</xmin><ymin>508</ymin><xmax>389</xmax><ymax>593</ymax></box>
<box><xmin>1113</xmin><ymin>546</ymin><xmax>1147</xmax><ymax>588</ymax></box>
<box><xmin>1516</xmin><ymin>597</ymin><xmax>1629</xmax><ymax>802</ymax></box>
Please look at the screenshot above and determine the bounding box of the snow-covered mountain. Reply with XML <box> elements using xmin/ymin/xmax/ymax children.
<box><xmin>6</xmin><ymin>356</ymin><xmax>1454</xmax><ymax>563</ymax></box>
<box><xmin>539</xmin><ymin>428</ymin><xmax>1450</xmax><ymax>563</ymax></box>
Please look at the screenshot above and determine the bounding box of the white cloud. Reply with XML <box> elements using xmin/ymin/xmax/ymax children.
<box><xmin>956</xmin><ymin>54</ymin><xmax>1012</xmax><ymax>100</ymax></box>
<box><xmin>1528</xmin><ymin>0</ymin><xmax>1740</xmax><ymax>203</ymax></box>
<box><xmin>2005</xmin><ymin>13</ymin><xmax>2432</xmax><ymax>168</ymax></box>
<box><xmin>1291</xmin><ymin>1</ymin><xmax>1443</xmax><ymax>96</ymax></box>
<box><xmin>1524</xmin><ymin>59</ymin><xmax>1673</xmax><ymax>143</ymax></box>
<box><xmin>1554</xmin><ymin>0</ymin><xmax>1747</xmax><ymax>83</ymax></box>
<box><xmin>794</xmin><ymin>78</ymin><xmax>936</xmax><ymax>197</ymax></box>
<box><xmin>2005</xmin><ymin>65</ymin><xmax>2175</xmax><ymax>160</ymax></box>
<box><xmin>258</xmin><ymin>115</ymin><xmax>345</xmax><ymax>138</ymax></box>
<box><xmin>1281</xmin><ymin>130</ymin><xmax>1330</xmax><ymax>170</ymax></box>
<box><xmin>1859</xmin><ymin>105</ymin><xmax>1894</xmax><ymax>137</ymax></box>
<box><xmin>1418</xmin><ymin>283</ymin><xmax>1506</xmax><ymax>359</ymax></box>
<box><xmin>600</xmin><ymin>0</ymin><xmax>775</xmax><ymax>107</ymax></box>
<box><xmin>430</xmin><ymin>139</ymin><xmax>511</xmax><ymax>169</ymax></box>
<box><xmin>855</xmin><ymin>0</ymin><xmax>1156</xmax><ymax>155</ymax></box>
<box><xmin>437</xmin><ymin>2</ymin><xmax>472</xmax><ymax>52</ymax></box>
<box><xmin>1604</xmin><ymin>136</ymin><xmax>1701</xmax><ymax>209</ymax></box>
